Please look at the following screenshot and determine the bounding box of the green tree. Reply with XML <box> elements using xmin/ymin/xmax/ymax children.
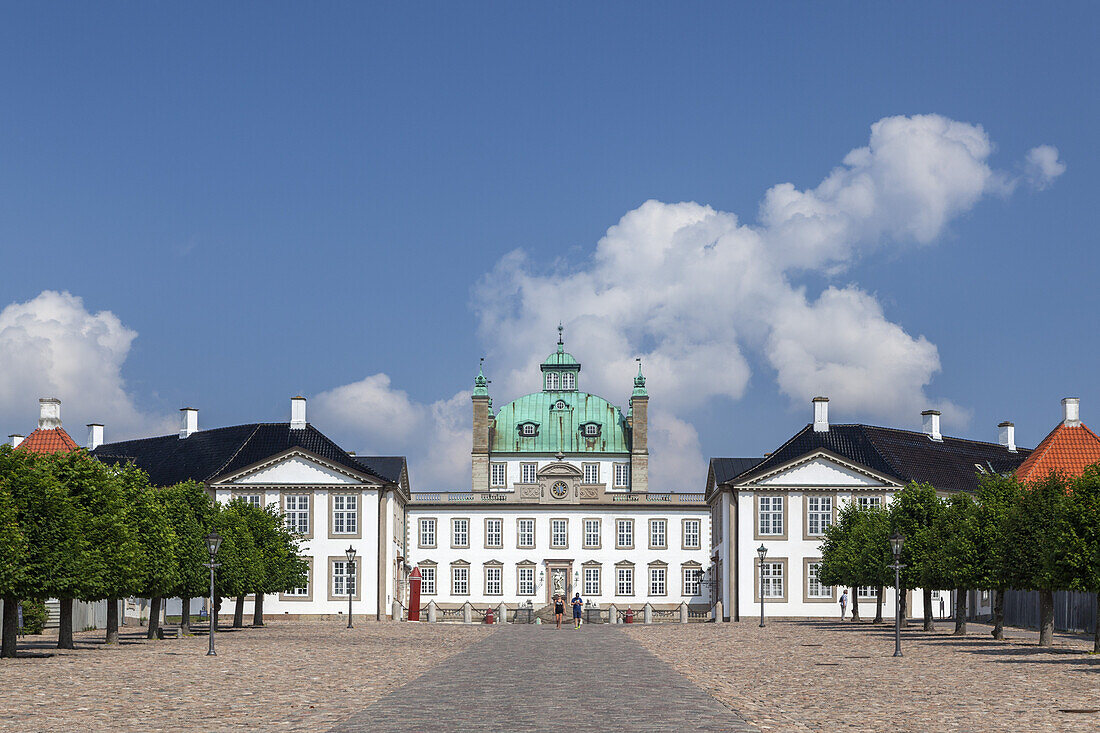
<box><xmin>242</xmin><ymin>502</ymin><xmax>307</xmax><ymax>626</ymax></box>
<box><xmin>927</xmin><ymin>493</ymin><xmax>983</xmax><ymax>635</ymax></box>
<box><xmin>0</xmin><ymin>454</ymin><xmax>29</xmax><ymax>658</ymax></box>
<box><xmin>214</xmin><ymin>500</ymin><xmax>262</xmax><ymax>629</ymax></box>
<box><xmin>1065</xmin><ymin>465</ymin><xmax>1100</xmax><ymax>653</ymax></box>
<box><xmin>162</xmin><ymin>481</ymin><xmax>215</xmax><ymax>635</ymax></box>
<box><xmin>974</xmin><ymin>473</ymin><xmax>1021</xmax><ymax>640</ymax></box>
<box><xmin>819</xmin><ymin>502</ymin><xmax>863</xmax><ymax>621</ymax></box>
<box><xmin>1004</xmin><ymin>472</ymin><xmax>1075</xmax><ymax>646</ymax></box>
<box><xmin>850</xmin><ymin>505</ymin><xmax>892</xmax><ymax>623</ymax></box>
<box><xmin>121</xmin><ymin>465</ymin><xmax>180</xmax><ymax>641</ymax></box>
<box><xmin>889</xmin><ymin>482</ymin><xmax>943</xmax><ymax>630</ymax></box>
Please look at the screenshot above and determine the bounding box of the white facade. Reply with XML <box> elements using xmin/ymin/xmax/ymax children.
<box><xmin>406</xmin><ymin>501</ymin><xmax>712</xmax><ymax>609</ymax></box>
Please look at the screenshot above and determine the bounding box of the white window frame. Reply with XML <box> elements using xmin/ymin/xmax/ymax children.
<box><xmin>420</xmin><ymin>566</ymin><xmax>436</xmax><ymax>595</ymax></box>
<box><xmin>485</xmin><ymin>518</ymin><xmax>503</xmax><ymax>548</ymax></box>
<box><xmin>683</xmin><ymin>567</ymin><xmax>703</xmax><ymax>596</ymax></box>
<box><xmin>616</xmin><ymin>567</ymin><xmax>634</xmax><ymax>596</ymax></box>
<box><xmin>616</xmin><ymin>519</ymin><xmax>633</xmax><ymax>549</ymax></box>
<box><xmin>485</xmin><ymin>565</ymin><xmax>502</xmax><ymax>595</ymax></box>
<box><xmin>758</xmin><ymin>496</ymin><xmax>784</xmax><ymax>536</ymax></box>
<box><xmin>285</xmin><ymin>494</ymin><xmax>310</xmax><ymax>535</ymax></box>
<box><xmin>333</xmin><ymin>560</ymin><xmax>356</xmax><ymax>597</ymax></box>
<box><xmin>584</xmin><ymin>519</ymin><xmax>601</xmax><ymax>548</ymax></box>
<box><xmin>452</xmin><ymin>565</ymin><xmax>469</xmax><ymax>595</ymax></box>
<box><xmin>807</xmin><ymin>562</ymin><xmax>831</xmax><ymax>599</ymax></box>
<box><xmin>517</xmin><ymin>518</ymin><xmax>535</xmax><ymax>549</ymax></box>
<box><xmin>520</xmin><ymin>462</ymin><xmax>538</xmax><ymax>484</ymax></box>
<box><xmin>546</xmin><ymin>372</ymin><xmax>559</xmax><ymax>390</ymax></box>
<box><xmin>517</xmin><ymin>566</ymin><xmax>535</xmax><ymax>595</ymax></box>
<box><xmin>561</xmin><ymin>372</ymin><xmax>575</xmax><ymax>390</ymax></box>
<box><xmin>583</xmin><ymin>567</ymin><xmax>600</xmax><ymax>596</ymax></box>
<box><xmin>521</xmin><ymin>423</ymin><xmax>536</xmax><ymax>436</ymax></box>
<box><xmin>332</xmin><ymin>495</ymin><xmax>358</xmax><ymax>535</ymax></box>
<box><xmin>419</xmin><ymin>518</ymin><xmax>437</xmax><ymax>548</ymax></box>
<box><xmin>857</xmin><ymin>495</ymin><xmax>883</xmax><ymax>510</ymax></box>
<box><xmin>550</xmin><ymin>518</ymin><xmax>568</xmax><ymax>549</ymax></box>
<box><xmin>613</xmin><ymin>463</ymin><xmax>630</xmax><ymax>488</ymax></box>
<box><xmin>649</xmin><ymin>519</ymin><xmax>667</xmax><ymax>549</ymax></box>
<box><xmin>452</xmin><ymin>518</ymin><xmax>469</xmax><ymax>548</ymax></box>
<box><xmin>239</xmin><ymin>494</ymin><xmax>262</xmax><ymax>508</ymax></box>
<box><xmin>649</xmin><ymin>567</ymin><xmax>666</xmax><ymax>596</ymax></box>
<box><xmin>490</xmin><ymin>462</ymin><xmax>507</xmax><ymax>488</ymax></box>
<box><xmin>683</xmin><ymin>519</ymin><xmax>701</xmax><ymax>549</ymax></box>
<box><xmin>807</xmin><ymin>495</ymin><xmax>832</xmax><ymax>536</ymax></box>
<box><xmin>760</xmin><ymin>561</ymin><xmax>784</xmax><ymax>599</ymax></box>
<box><xmin>857</xmin><ymin>586</ymin><xmax>878</xmax><ymax>599</ymax></box>
<box><xmin>582</xmin><ymin>463</ymin><xmax>599</xmax><ymax>484</ymax></box>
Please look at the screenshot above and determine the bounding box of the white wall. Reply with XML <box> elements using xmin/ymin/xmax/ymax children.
<box><xmin>488</xmin><ymin>455</ymin><xmax>632</xmax><ymax>491</ymax></box>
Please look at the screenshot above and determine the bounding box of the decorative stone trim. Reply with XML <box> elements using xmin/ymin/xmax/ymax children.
<box><xmin>418</xmin><ymin>517</ymin><xmax>438</xmax><ymax>549</ymax></box>
<box><xmin>326</xmin><ymin>555</ymin><xmax>362</xmax><ymax>602</ymax></box>
<box><xmin>753</xmin><ymin>556</ymin><xmax>788</xmax><ymax>603</ymax></box>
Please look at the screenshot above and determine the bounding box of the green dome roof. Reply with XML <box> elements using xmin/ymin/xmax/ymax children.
<box><xmin>492</xmin><ymin>391</ymin><xmax>630</xmax><ymax>454</ymax></box>
<box><xmin>541</xmin><ymin>349</ymin><xmax>579</xmax><ymax>368</ymax></box>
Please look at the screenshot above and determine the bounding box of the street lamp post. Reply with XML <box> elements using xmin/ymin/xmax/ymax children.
<box><xmin>757</xmin><ymin>543</ymin><xmax>768</xmax><ymax>628</ymax></box>
<box><xmin>345</xmin><ymin>546</ymin><xmax>356</xmax><ymax>629</ymax></box>
<box><xmin>889</xmin><ymin>532</ymin><xmax>906</xmax><ymax>658</ymax></box>
<box><xmin>204</xmin><ymin>531</ymin><xmax>222</xmax><ymax>657</ymax></box>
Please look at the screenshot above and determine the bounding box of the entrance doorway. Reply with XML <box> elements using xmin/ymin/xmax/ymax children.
<box><xmin>546</xmin><ymin>563</ymin><xmax>572</xmax><ymax>603</ymax></box>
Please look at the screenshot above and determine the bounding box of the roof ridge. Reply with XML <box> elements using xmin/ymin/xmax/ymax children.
<box><xmin>207</xmin><ymin>424</ymin><xmax>263</xmax><ymax>481</ymax></box>
<box><xmin>858</xmin><ymin>425</ymin><xmax>910</xmax><ymax>481</ymax></box>
<box><xmin>856</xmin><ymin>422</ymin><xmax>1023</xmax><ymax>450</ymax></box>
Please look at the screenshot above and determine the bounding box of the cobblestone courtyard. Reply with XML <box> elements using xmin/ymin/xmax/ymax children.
<box><xmin>2</xmin><ymin>619</ymin><xmax>1099</xmax><ymax>732</ymax></box>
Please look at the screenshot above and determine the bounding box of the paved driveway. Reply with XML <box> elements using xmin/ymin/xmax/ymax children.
<box><xmin>334</xmin><ymin>624</ymin><xmax>757</xmax><ymax>732</ymax></box>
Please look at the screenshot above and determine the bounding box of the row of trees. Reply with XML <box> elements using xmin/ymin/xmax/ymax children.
<box><xmin>819</xmin><ymin>466</ymin><xmax>1100</xmax><ymax>651</ymax></box>
<box><xmin>0</xmin><ymin>445</ymin><xmax>307</xmax><ymax>658</ymax></box>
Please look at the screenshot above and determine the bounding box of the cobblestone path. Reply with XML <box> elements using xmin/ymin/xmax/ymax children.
<box><xmin>333</xmin><ymin>624</ymin><xmax>758</xmax><ymax>732</ymax></box>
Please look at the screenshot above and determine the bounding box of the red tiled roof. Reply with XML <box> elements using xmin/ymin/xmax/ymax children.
<box><xmin>1014</xmin><ymin>422</ymin><xmax>1100</xmax><ymax>484</ymax></box>
<box><xmin>16</xmin><ymin>427</ymin><xmax>79</xmax><ymax>454</ymax></box>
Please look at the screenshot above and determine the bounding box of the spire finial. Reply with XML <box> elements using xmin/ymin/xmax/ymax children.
<box><xmin>633</xmin><ymin>357</ymin><xmax>648</xmax><ymax>397</ymax></box>
<box><xmin>557</xmin><ymin>322</ymin><xmax>564</xmax><ymax>352</ymax></box>
<box><xmin>473</xmin><ymin>357</ymin><xmax>489</xmax><ymax>396</ymax></box>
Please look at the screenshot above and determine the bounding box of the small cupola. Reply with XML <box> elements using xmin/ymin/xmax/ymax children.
<box><xmin>541</xmin><ymin>324</ymin><xmax>581</xmax><ymax>392</ymax></box>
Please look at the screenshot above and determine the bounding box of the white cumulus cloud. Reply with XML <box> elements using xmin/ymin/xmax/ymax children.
<box><xmin>0</xmin><ymin>290</ymin><xmax>172</xmax><ymax>441</ymax></box>
<box><xmin>1023</xmin><ymin>145</ymin><xmax>1066</xmax><ymax>190</ymax></box>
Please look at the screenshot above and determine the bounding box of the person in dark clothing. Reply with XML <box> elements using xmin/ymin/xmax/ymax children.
<box><xmin>572</xmin><ymin>593</ymin><xmax>583</xmax><ymax>629</ymax></box>
<box><xmin>554</xmin><ymin>595</ymin><xmax>565</xmax><ymax>629</ymax></box>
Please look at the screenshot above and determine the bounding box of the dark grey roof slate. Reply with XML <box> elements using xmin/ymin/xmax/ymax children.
<box><xmin>726</xmin><ymin>424</ymin><xmax>1032</xmax><ymax>492</ymax></box>
<box><xmin>92</xmin><ymin>423</ymin><xmax>386</xmax><ymax>487</ymax></box>
<box><xmin>710</xmin><ymin>457</ymin><xmax>766</xmax><ymax>485</ymax></box>
<box><xmin>352</xmin><ymin>456</ymin><xmax>406</xmax><ymax>484</ymax></box>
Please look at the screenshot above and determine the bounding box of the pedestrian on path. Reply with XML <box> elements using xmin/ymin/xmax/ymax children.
<box><xmin>554</xmin><ymin>595</ymin><xmax>565</xmax><ymax>629</ymax></box>
<box><xmin>572</xmin><ymin>593</ymin><xmax>583</xmax><ymax>629</ymax></box>
<box><xmin>839</xmin><ymin>589</ymin><xmax>848</xmax><ymax>620</ymax></box>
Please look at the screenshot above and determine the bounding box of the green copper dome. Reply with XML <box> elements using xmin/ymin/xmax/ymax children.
<box><xmin>492</xmin><ymin>391</ymin><xmax>630</xmax><ymax>454</ymax></box>
<box><xmin>541</xmin><ymin>349</ymin><xmax>580</xmax><ymax>368</ymax></box>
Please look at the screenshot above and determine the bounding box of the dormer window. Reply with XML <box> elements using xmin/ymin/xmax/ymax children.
<box><xmin>546</xmin><ymin>372</ymin><xmax>559</xmax><ymax>390</ymax></box>
<box><xmin>581</xmin><ymin>422</ymin><xmax>601</xmax><ymax>438</ymax></box>
<box><xmin>519</xmin><ymin>422</ymin><xmax>539</xmax><ymax>437</ymax></box>
<box><xmin>561</xmin><ymin>372</ymin><xmax>575</xmax><ymax>390</ymax></box>
<box><xmin>554</xmin><ymin>400</ymin><xmax>568</xmax><ymax>410</ymax></box>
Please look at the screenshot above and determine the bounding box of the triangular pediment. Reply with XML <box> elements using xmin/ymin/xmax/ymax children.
<box><xmin>745</xmin><ymin>452</ymin><xmax>898</xmax><ymax>488</ymax></box>
<box><xmin>220</xmin><ymin>450</ymin><xmax>373</xmax><ymax>486</ymax></box>
<box><xmin>538</xmin><ymin>461</ymin><xmax>582</xmax><ymax>478</ymax></box>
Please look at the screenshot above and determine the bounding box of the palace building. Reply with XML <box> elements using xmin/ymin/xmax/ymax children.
<box><xmin>404</xmin><ymin>331</ymin><xmax>713</xmax><ymax>616</ymax></box>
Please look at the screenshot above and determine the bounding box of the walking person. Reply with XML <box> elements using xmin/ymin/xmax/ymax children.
<box><xmin>554</xmin><ymin>594</ymin><xmax>565</xmax><ymax>629</ymax></box>
<box><xmin>572</xmin><ymin>593</ymin><xmax>583</xmax><ymax>629</ymax></box>
<box><xmin>839</xmin><ymin>589</ymin><xmax>848</xmax><ymax>621</ymax></box>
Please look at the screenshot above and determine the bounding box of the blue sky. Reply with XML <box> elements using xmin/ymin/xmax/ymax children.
<box><xmin>0</xmin><ymin>3</ymin><xmax>1095</xmax><ymax>489</ymax></box>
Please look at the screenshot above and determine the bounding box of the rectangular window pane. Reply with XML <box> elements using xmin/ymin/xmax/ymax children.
<box><xmin>334</xmin><ymin>561</ymin><xmax>355</xmax><ymax>597</ymax></box>
<box><xmin>583</xmin><ymin>464</ymin><xmax>599</xmax><ymax>484</ymax></box>
<box><xmin>551</xmin><ymin>519</ymin><xmax>567</xmax><ymax>548</ymax></box>
<box><xmin>808</xmin><ymin>562</ymin><xmax>831</xmax><ymax>598</ymax></box>
<box><xmin>453</xmin><ymin>519</ymin><xmax>468</xmax><ymax>547</ymax></box>
<box><xmin>521</xmin><ymin>463</ymin><xmax>538</xmax><ymax>484</ymax></box>
<box><xmin>617</xmin><ymin>568</ymin><xmax>633</xmax><ymax>595</ymax></box>
<box><xmin>584</xmin><ymin>567</ymin><xmax>600</xmax><ymax>596</ymax></box>
<box><xmin>485</xmin><ymin>566</ymin><xmax>502</xmax><ymax>595</ymax></box>
<box><xmin>518</xmin><ymin>519</ymin><xmax>534</xmax><ymax>548</ymax></box>
<box><xmin>421</xmin><ymin>567</ymin><xmax>436</xmax><ymax>595</ymax></box>
<box><xmin>683</xmin><ymin>568</ymin><xmax>702</xmax><ymax>596</ymax></box>
<box><xmin>650</xmin><ymin>520</ymin><xmax>666</xmax><ymax>548</ymax></box>
<box><xmin>518</xmin><ymin>566</ymin><xmax>535</xmax><ymax>595</ymax></box>
<box><xmin>759</xmin><ymin>496</ymin><xmax>783</xmax><ymax>535</ymax></box>
<box><xmin>420</xmin><ymin>519</ymin><xmax>436</xmax><ymax>547</ymax></box>
<box><xmin>614</xmin><ymin>463</ymin><xmax>629</xmax><ymax>488</ymax></box>
<box><xmin>584</xmin><ymin>519</ymin><xmax>600</xmax><ymax>547</ymax></box>
<box><xmin>649</xmin><ymin>568</ymin><xmax>666</xmax><ymax>596</ymax></box>
<box><xmin>333</xmin><ymin>495</ymin><xmax>357</xmax><ymax>535</ymax></box>
<box><xmin>684</xmin><ymin>519</ymin><xmax>700</xmax><ymax>549</ymax></box>
<box><xmin>453</xmin><ymin>567</ymin><xmax>468</xmax><ymax>595</ymax></box>
<box><xmin>490</xmin><ymin>463</ymin><xmax>506</xmax><ymax>487</ymax></box>
<box><xmin>617</xmin><ymin>520</ymin><xmax>633</xmax><ymax>547</ymax></box>
<box><xmin>808</xmin><ymin>496</ymin><xmax>832</xmax><ymax>536</ymax></box>
<box><xmin>761</xmin><ymin>561</ymin><xmax>783</xmax><ymax>598</ymax></box>
<box><xmin>286</xmin><ymin>495</ymin><xmax>309</xmax><ymax>534</ymax></box>
<box><xmin>486</xmin><ymin>519</ymin><xmax>502</xmax><ymax>547</ymax></box>
<box><xmin>858</xmin><ymin>586</ymin><xmax>877</xmax><ymax>599</ymax></box>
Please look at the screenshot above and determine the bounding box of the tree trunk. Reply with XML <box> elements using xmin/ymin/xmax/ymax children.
<box><xmin>899</xmin><ymin>587</ymin><xmax>909</xmax><ymax>627</ymax></box>
<box><xmin>105</xmin><ymin>598</ymin><xmax>119</xmax><ymax>644</ymax></box>
<box><xmin>991</xmin><ymin>588</ymin><xmax>1005</xmax><ymax>640</ymax></box>
<box><xmin>180</xmin><ymin>596</ymin><xmax>191</xmax><ymax>635</ymax></box>
<box><xmin>923</xmin><ymin>587</ymin><xmax>935</xmax><ymax>631</ymax></box>
<box><xmin>146</xmin><ymin>596</ymin><xmax>162</xmax><ymax>640</ymax></box>
<box><xmin>1094</xmin><ymin>592</ymin><xmax>1099</xmax><ymax>654</ymax></box>
<box><xmin>213</xmin><ymin>596</ymin><xmax>221</xmax><ymax>632</ymax></box>
<box><xmin>57</xmin><ymin>597</ymin><xmax>75</xmax><ymax>649</ymax></box>
<box><xmin>1</xmin><ymin>597</ymin><xmax>18</xmax><ymax>658</ymax></box>
<box><xmin>873</xmin><ymin>587</ymin><xmax>883</xmax><ymax>624</ymax></box>
<box><xmin>953</xmin><ymin>589</ymin><xmax>967</xmax><ymax>635</ymax></box>
<box><xmin>253</xmin><ymin>594</ymin><xmax>265</xmax><ymax>627</ymax></box>
<box><xmin>851</xmin><ymin>591</ymin><xmax>860</xmax><ymax>622</ymax></box>
<box><xmin>233</xmin><ymin>595</ymin><xmax>245</xmax><ymax>628</ymax></box>
<box><xmin>1038</xmin><ymin>589</ymin><xmax>1054</xmax><ymax>646</ymax></box>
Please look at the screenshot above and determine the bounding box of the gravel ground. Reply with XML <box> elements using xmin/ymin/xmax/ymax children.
<box><xmin>0</xmin><ymin>622</ymin><xmax>490</xmax><ymax>732</ymax></box>
<box><xmin>625</xmin><ymin>619</ymin><xmax>1100</xmax><ymax>732</ymax></box>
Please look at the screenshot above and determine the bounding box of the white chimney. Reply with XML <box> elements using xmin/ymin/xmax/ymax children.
<box><xmin>998</xmin><ymin>421</ymin><xmax>1016</xmax><ymax>452</ymax></box>
<box><xmin>9</xmin><ymin>434</ymin><xmax>24</xmax><ymax>448</ymax></box>
<box><xmin>38</xmin><ymin>397</ymin><xmax>62</xmax><ymax>429</ymax></box>
<box><xmin>921</xmin><ymin>409</ymin><xmax>942</xmax><ymax>442</ymax></box>
<box><xmin>179</xmin><ymin>407</ymin><xmax>198</xmax><ymax>439</ymax></box>
<box><xmin>812</xmin><ymin>396</ymin><xmax>829</xmax><ymax>432</ymax></box>
<box><xmin>1062</xmin><ymin>397</ymin><xmax>1081</xmax><ymax>427</ymax></box>
<box><xmin>87</xmin><ymin>424</ymin><xmax>104</xmax><ymax>451</ymax></box>
<box><xmin>290</xmin><ymin>396</ymin><xmax>307</xmax><ymax>430</ymax></box>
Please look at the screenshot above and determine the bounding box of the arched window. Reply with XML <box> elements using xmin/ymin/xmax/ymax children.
<box><xmin>521</xmin><ymin>423</ymin><xmax>536</xmax><ymax>436</ymax></box>
<box><xmin>555</xmin><ymin>400</ymin><xmax>567</xmax><ymax>410</ymax></box>
<box><xmin>546</xmin><ymin>372</ymin><xmax>559</xmax><ymax>390</ymax></box>
<box><xmin>561</xmin><ymin>372</ymin><xmax>575</xmax><ymax>390</ymax></box>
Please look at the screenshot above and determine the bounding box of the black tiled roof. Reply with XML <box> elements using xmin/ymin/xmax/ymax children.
<box><xmin>727</xmin><ymin>424</ymin><xmax>1032</xmax><ymax>492</ymax></box>
<box><xmin>352</xmin><ymin>456</ymin><xmax>406</xmax><ymax>484</ymax></box>
<box><xmin>710</xmin><ymin>457</ymin><xmax>766</xmax><ymax>485</ymax></box>
<box><xmin>92</xmin><ymin>423</ymin><xmax>386</xmax><ymax>487</ymax></box>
